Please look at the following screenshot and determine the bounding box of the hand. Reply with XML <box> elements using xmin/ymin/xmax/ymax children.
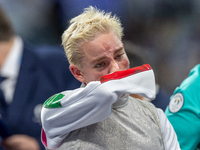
<box><xmin>1</xmin><ymin>134</ymin><xmax>40</xmax><ymax>150</ymax></box>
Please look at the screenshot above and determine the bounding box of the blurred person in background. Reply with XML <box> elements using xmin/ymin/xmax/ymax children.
<box><xmin>0</xmin><ymin>118</ymin><xmax>12</xmax><ymax>150</ymax></box>
<box><xmin>165</xmin><ymin>64</ymin><xmax>200</xmax><ymax>150</ymax></box>
<box><xmin>0</xmin><ymin>6</ymin><xmax>80</xmax><ymax>150</ymax></box>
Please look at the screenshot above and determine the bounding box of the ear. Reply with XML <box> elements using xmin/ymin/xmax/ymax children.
<box><xmin>69</xmin><ymin>64</ymin><xmax>85</xmax><ymax>83</ymax></box>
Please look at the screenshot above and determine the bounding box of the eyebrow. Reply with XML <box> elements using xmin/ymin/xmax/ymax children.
<box><xmin>91</xmin><ymin>46</ymin><xmax>124</xmax><ymax>64</ymax></box>
<box><xmin>114</xmin><ymin>47</ymin><xmax>124</xmax><ymax>55</ymax></box>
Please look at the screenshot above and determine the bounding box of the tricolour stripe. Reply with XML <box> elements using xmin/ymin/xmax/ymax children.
<box><xmin>100</xmin><ymin>64</ymin><xmax>152</xmax><ymax>83</ymax></box>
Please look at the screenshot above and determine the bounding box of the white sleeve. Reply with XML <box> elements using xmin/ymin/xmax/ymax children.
<box><xmin>41</xmin><ymin>69</ymin><xmax>156</xmax><ymax>149</ymax></box>
<box><xmin>157</xmin><ymin>108</ymin><xmax>181</xmax><ymax>150</ymax></box>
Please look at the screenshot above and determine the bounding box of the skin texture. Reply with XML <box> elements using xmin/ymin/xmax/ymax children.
<box><xmin>70</xmin><ymin>32</ymin><xmax>130</xmax><ymax>84</ymax></box>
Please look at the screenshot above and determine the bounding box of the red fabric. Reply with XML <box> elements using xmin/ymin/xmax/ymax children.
<box><xmin>100</xmin><ymin>64</ymin><xmax>152</xmax><ymax>83</ymax></box>
<box><xmin>41</xmin><ymin>128</ymin><xmax>47</xmax><ymax>147</ymax></box>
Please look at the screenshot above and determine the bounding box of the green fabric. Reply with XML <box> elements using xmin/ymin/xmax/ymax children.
<box><xmin>165</xmin><ymin>64</ymin><xmax>200</xmax><ymax>150</ymax></box>
<box><xmin>43</xmin><ymin>93</ymin><xmax>64</xmax><ymax>108</ymax></box>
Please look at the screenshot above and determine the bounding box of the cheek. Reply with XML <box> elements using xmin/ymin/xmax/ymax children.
<box><xmin>93</xmin><ymin>69</ymin><xmax>110</xmax><ymax>81</ymax></box>
<box><xmin>120</xmin><ymin>58</ymin><xmax>130</xmax><ymax>70</ymax></box>
<box><xmin>85</xmin><ymin>72</ymin><xmax>105</xmax><ymax>83</ymax></box>
<box><xmin>94</xmin><ymin>74</ymin><xmax>104</xmax><ymax>81</ymax></box>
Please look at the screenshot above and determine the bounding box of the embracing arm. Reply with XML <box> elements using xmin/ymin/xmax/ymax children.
<box><xmin>41</xmin><ymin>81</ymin><xmax>122</xmax><ymax>149</ymax></box>
<box><xmin>41</xmin><ymin>64</ymin><xmax>156</xmax><ymax>149</ymax></box>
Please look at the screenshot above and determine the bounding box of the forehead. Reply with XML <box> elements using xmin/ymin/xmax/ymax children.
<box><xmin>82</xmin><ymin>32</ymin><xmax>123</xmax><ymax>58</ymax></box>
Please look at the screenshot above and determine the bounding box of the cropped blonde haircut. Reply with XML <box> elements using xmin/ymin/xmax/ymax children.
<box><xmin>62</xmin><ymin>6</ymin><xmax>124</xmax><ymax>68</ymax></box>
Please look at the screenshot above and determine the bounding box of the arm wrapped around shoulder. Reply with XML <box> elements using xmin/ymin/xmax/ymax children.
<box><xmin>41</xmin><ymin>64</ymin><xmax>156</xmax><ymax>149</ymax></box>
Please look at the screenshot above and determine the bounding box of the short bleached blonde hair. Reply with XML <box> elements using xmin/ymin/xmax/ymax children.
<box><xmin>62</xmin><ymin>6</ymin><xmax>124</xmax><ymax>68</ymax></box>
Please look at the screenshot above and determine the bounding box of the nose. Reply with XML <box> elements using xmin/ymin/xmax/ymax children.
<box><xmin>109</xmin><ymin>60</ymin><xmax>120</xmax><ymax>74</ymax></box>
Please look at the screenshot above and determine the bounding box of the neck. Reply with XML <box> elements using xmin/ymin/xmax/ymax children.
<box><xmin>0</xmin><ymin>37</ymin><xmax>14</xmax><ymax>69</ymax></box>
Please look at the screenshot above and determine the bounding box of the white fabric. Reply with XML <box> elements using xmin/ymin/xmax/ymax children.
<box><xmin>42</xmin><ymin>69</ymin><xmax>155</xmax><ymax>149</ymax></box>
<box><xmin>0</xmin><ymin>36</ymin><xmax>23</xmax><ymax>103</ymax></box>
<box><xmin>157</xmin><ymin>108</ymin><xmax>181</xmax><ymax>150</ymax></box>
<box><xmin>41</xmin><ymin>68</ymin><xmax>179</xmax><ymax>150</ymax></box>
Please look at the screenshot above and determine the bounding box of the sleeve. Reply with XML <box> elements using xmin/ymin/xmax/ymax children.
<box><xmin>165</xmin><ymin>92</ymin><xmax>200</xmax><ymax>150</ymax></box>
<box><xmin>0</xmin><ymin>118</ymin><xmax>12</xmax><ymax>138</ymax></box>
<box><xmin>41</xmin><ymin>64</ymin><xmax>156</xmax><ymax>149</ymax></box>
<box><xmin>157</xmin><ymin>108</ymin><xmax>181</xmax><ymax>150</ymax></box>
<box><xmin>165</xmin><ymin>65</ymin><xmax>200</xmax><ymax>150</ymax></box>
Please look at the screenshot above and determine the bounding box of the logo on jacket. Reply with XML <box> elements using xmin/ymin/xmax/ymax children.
<box><xmin>169</xmin><ymin>93</ymin><xmax>184</xmax><ymax>113</ymax></box>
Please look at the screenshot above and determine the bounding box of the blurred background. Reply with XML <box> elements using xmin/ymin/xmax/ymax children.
<box><xmin>1</xmin><ymin>0</ymin><xmax>200</xmax><ymax>94</ymax></box>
